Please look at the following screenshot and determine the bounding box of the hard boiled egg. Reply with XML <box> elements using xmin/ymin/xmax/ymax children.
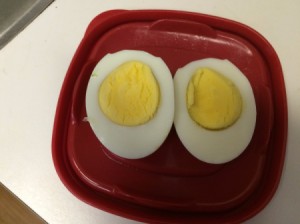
<box><xmin>174</xmin><ymin>58</ymin><xmax>256</xmax><ymax>164</ymax></box>
<box><xmin>85</xmin><ymin>50</ymin><xmax>174</xmax><ymax>159</ymax></box>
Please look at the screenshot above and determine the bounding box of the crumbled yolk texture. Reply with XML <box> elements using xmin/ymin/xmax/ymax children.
<box><xmin>186</xmin><ymin>68</ymin><xmax>242</xmax><ymax>130</ymax></box>
<box><xmin>98</xmin><ymin>61</ymin><xmax>160</xmax><ymax>126</ymax></box>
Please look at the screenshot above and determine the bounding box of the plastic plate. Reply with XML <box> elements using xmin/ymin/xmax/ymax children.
<box><xmin>52</xmin><ymin>10</ymin><xmax>287</xmax><ymax>224</ymax></box>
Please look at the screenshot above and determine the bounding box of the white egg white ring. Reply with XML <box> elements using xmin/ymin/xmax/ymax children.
<box><xmin>174</xmin><ymin>58</ymin><xmax>256</xmax><ymax>164</ymax></box>
<box><xmin>86</xmin><ymin>50</ymin><xmax>174</xmax><ymax>159</ymax></box>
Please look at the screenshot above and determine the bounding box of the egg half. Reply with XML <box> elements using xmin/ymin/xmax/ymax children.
<box><xmin>174</xmin><ymin>58</ymin><xmax>256</xmax><ymax>164</ymax></box>
<box><xmin>85</xmin><ymin>50</ymin><xmax>174</xmax><ymax>159</ymax></box>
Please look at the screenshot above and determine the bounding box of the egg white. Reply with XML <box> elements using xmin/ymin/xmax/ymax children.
<box><xmin>85</xmin><ymin>50</ymin><xmax>174</xmax><ymax>159</ymax></box>
<box><xmin>174</xmin><ymin>58</ymin><xmax>256</xmax><ymax>164</ymax></box>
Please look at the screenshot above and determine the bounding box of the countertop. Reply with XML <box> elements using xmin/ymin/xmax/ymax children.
<box><xmin>0</xmin><ymin>0</ymin><xmax>300</xmax><ymax>223</ymax></box>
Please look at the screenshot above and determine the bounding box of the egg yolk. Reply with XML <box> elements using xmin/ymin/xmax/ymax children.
<box><xmin>186</xmin><ymin>68</ymin><xmax>242</xmax><ymax>130</ymax></box>
<box><xmin>98</xmin><ymin>61</ymin><xmax>160</xmax><ymax>126</ymax></box>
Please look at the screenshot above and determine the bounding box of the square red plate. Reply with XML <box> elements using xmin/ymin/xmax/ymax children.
<box><xmin>52</xmin><ymin>10</ymin><xmax>287</xmax><ymax>223</ymax></box>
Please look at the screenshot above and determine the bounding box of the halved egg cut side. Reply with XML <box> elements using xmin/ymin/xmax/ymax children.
<box><xmin>85</xmin><ymin>50</ymin><xmax>174</xmax><ymax>159</ymax></box>
<box><xmin>174</xmin><ymin>58</ymin><xmax>256</xmax><ymax>164</ymax></box>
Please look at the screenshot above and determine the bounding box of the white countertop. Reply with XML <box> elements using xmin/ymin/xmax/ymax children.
<box><xmin>1</xmin><ymin>0</ymin><xmax>300</xmax><ymax>223</ymax></box>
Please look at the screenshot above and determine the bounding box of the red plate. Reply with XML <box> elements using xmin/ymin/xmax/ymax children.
<box><xmin>52</xmin><ymin>10</ymin><xmax>287</xmax><ymax>223</ymax></box>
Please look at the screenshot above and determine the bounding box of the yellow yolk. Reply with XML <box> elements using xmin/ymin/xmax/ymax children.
<box><xmin>186</xmin><ymin>68</ymin><xmax>242</xmax><ymax>130</ymax></box>
<box><xmin>98</xmin><ymin>61</ymin><xmax>160</xmax><ymax>126</ymax></box>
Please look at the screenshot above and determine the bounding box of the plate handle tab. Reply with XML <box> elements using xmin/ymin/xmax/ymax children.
<box><xmin>150</xmin><ymin>19</ymin><xmax>216</xmax><ymax>38</ymax></box>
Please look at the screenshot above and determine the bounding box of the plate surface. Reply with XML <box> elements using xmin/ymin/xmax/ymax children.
<box><xmin>52</xmin><ymin>10</ymin><xmax>287</xmax><ymax>224</ymax></box>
